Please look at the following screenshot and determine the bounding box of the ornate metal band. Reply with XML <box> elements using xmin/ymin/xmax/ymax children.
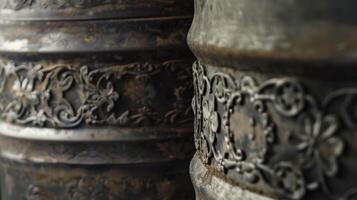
<box><xmin>0</xmin><ymin>0</ymin><xmax>193</xmax><ymax>20</ymax></box>
<box><xmin>1</xmin><ymin>159</ymin><xmax>193</xmax><ymax>200</ymax></box>
<box><xmin>192</xmin><ymin>61</ymin><xmax>357</xmax><ymax>200</ymax></box>
<box><xmin>0</xmin><ymin>51</ymin><xmax>195</xmax><ymax>200</ymax></box>
<box><xmin>0</xmin><ymin>2</ymin><xmax>195</xmax><ymax>199</ymax></box>
<box><xmin>0</xmin><ymin>58</ymin><xmax>193</xmax><ymax>129</ymax></box>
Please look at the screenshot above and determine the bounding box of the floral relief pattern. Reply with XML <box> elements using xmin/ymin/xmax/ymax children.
<box><xmin>67</xmin><ymin>177</ymin><xmax>111</xmax><ymax>200</ymax></box>
<box><xmin>293</xmin><ymin>115</ymin><xmax>343</xmax><ymax>176</ymax></box>
<box><xmin>22</xmin><ymin>176</ymin><xmax>179</xmax><ymax>200</ymax></box>
<box><xmin>192</xmin><ymin>62</ymin><xmax>357</xmax><ymax>199</ymax></box>
<box><xmin>25</xmin><ymin>184</ymin><xmax>55</xmax><ymax>200</ymax></box>
<box><xmin>0</xmin><ymin>60</ymin><xmax>193</xmax><ymax>128</ymax></box>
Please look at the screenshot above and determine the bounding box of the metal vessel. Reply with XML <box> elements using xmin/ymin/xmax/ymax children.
<box><xmin>0</xmin><ymin>1</ymin><xmax>195</xmax><ymax>199</ymax></box>
<box><xmin>189</xmin><ymin>0</ymin><xmax>357</xmax><ymax>199</ymax></box>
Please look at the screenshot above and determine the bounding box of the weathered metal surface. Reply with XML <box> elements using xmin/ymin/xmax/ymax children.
<box><xmin>0</xmin><ymin>0</ymin><xmax>195</xmax><ymax>199</ymax></box>
<box><xmin>1</xmin><ymin>158</ymin><xmax>193</xmax><ymax>200</ymax></box>
<box><xmin>0</xmin><ymin>0</ymin><xmax>193</xmax><ymax>20</ymax></box>
<box><xmin>189</xmin><ymin>0</ymin><xmax>357</xmax><ymax>200</ymax></box>
<box><xmin>190</xmin><ymin>154</ymin><xmax>273</xmax><ymax>200</ymax></box>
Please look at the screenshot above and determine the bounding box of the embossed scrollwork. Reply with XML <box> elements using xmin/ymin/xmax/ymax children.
<box><xmin>192</xmin><ymin>61</ymin><xmax>354</xmax><ymax>199</ymax></box>
<box><xmin>0</xmin><ymin>60</ymin><xmax>193</xmax><ymax>128</ymax></box>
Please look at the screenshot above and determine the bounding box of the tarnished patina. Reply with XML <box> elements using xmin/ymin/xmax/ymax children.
<box><xmin>0</xmin><ymin>1</ymin><xmax>195</xmax><ymax>199</ymax></box>
<box><xmin>189</xmin><ymin>0</ymin><xmax>357</xmax><ymax>199</ymax></box>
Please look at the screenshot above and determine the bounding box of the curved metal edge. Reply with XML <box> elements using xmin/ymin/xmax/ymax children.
<box><xmin>0</xmin><ymin>158</ymin><xmax>195</xmax><ymax>200</ymax></box>
<box><xmin>0</xmin><ymin>121</ymin><xmax>192</xmax><ymax>142</ymax></box>
<box><xmin>0</xmin><ymin>16</ymin><xmax>192</xmax><ymax>53</ymax></box>
<box><xmin>187</xmin><ymin>0</ymin><xmax>357</xmax><ymax>67</ymax></box>
<box><xmin>0</xmin><ymin>0</ymin><xmax>193</xmax><ymax>21</ymax></box>
<box><xmin>190</xmin><ymin>153</ymin><xmax>274</xmax><ymax>200</ymax></box>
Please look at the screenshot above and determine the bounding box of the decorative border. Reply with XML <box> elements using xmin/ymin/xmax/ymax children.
<box><xmin>0</xmin><ymin>60</ymin><xmax>193</xmax><ymax>128</ymax></box>
<box><xmin>0</xmin><ymin>163</ymin><xmax>192</xmax><ymax>200</ymax></box>
<box><xmin>192</xmin><ymin>61</ymin><xmax>357</xmax><ymax>199</ymax></box>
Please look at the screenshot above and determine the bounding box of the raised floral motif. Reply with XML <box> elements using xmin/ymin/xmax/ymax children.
<box><xmin>273</xmin><ymin>163</ymin><xmax>306</xmax><ymax>200</ymax></box>
<box><xmin>192</xmin><ymin>61</ymin><xmax>353</xmax><ymax>199</ymax></box>
<box><xmin>0</xmin><ymin>60</ymin><xmax>193</xmax><ymax>128</ymax></box>
<box><xmin>67</xmin><ymin>177</ymin><xmax>110</xmax><ymax>200</ymax></box>
<box><xmin>25</xmin><ymin>185</ymin><xmax>54</xmax><ymax>200</ymax></box>
<box><xmin>294</xmin><ymin>114</ymin><xmax>344</xmax><ymax>177</ymax></box>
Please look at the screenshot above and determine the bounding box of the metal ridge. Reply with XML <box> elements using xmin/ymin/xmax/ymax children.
<box><xmin>0</xmin><ymin>16</ymin><xmax>192</xmax><ymax>53</ymax></box>
<box><xmin>0</xmin><ymin>0</ymin><xmax>193</xmax><ymax>21</ymax></box>
<box><xmin>0</xmin><ymin>122</ymin><xmax>192</xmax><ymax>141</ymax></box>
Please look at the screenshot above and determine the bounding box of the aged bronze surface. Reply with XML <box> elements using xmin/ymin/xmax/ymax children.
<box><xmin>0</xmin><ymin>1</ymin><xmax>195</xmax><ymax>199</ymax></box>
<box><xmin>189</xmin><ymin>0</ymin><xmax>357</xmax><ymax>200</ymax></box>
<box><xmin>0</xmin><ymin>0</ymin><xmax>192</xmax><ymax>20</ymax></box>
